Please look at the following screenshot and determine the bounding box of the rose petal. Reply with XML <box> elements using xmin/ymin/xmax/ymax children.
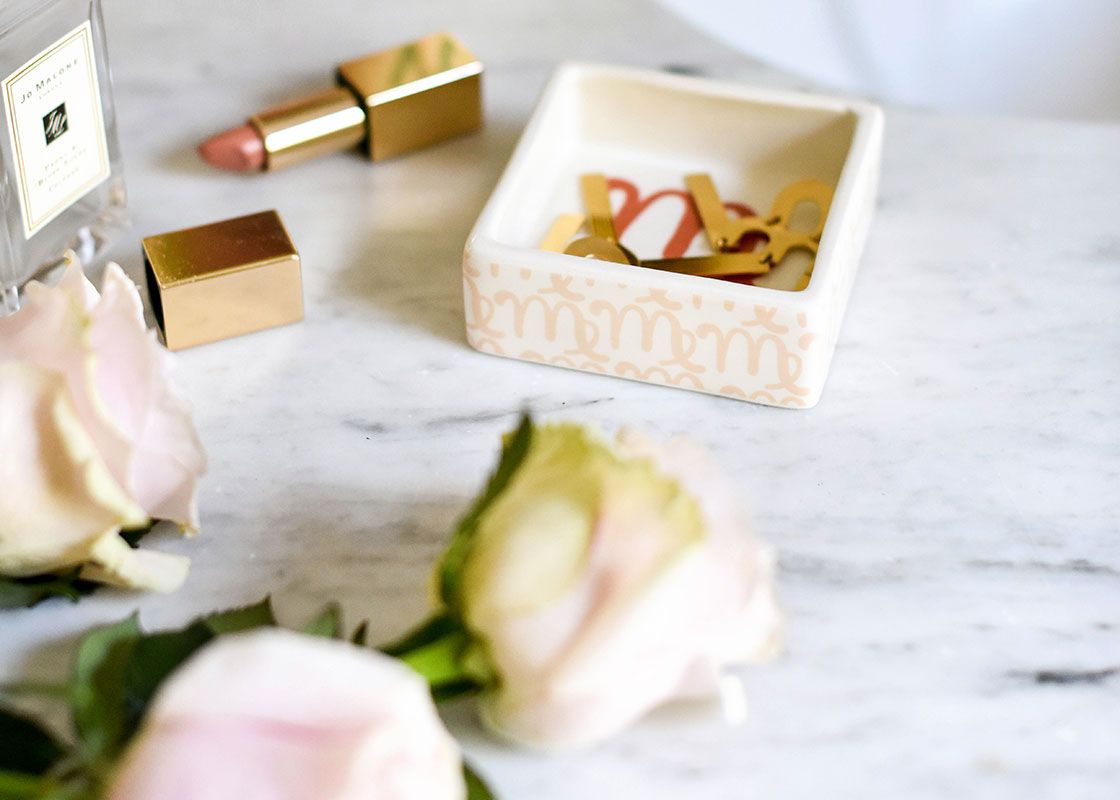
<box><xmin>107</xmin><ymin>630</ymin><xmax>466</xmax><ymax>800</ymax></box>
<box><xmin>0</xmin><ymin>364</ymin><xmax>146</xmax><ymax>576</ymax></box>
<box><xmin>56</xmin><ymin>252</ymin><xmax>100</xmax><ymax>309</ymax></box>
<box><xmin>0</xmin><ymin>264</ymin><xmax>135</xmax><ymax>489</ymax></box>
<box><xmin>460</xmin><ymin>423</ymin><xmax>784</xmax><ymax>749</ymax></box>
<box><xmin>80</xmin><ymin>534</ymin><xmax>190</xmax><ymax>593</ymax></box>
<box><xmin>0</xmin><ymin>261</ymin><xmax>206</xmax><ymax>588</ymax></box>
<box><xmin>87</xmin><ymin>264</ymin><xmax>206</xmax><ymax>530</ymax></box>
<box><xmin>618</xmin><ymin>428</ymin><xmax>785</xmax><ymax>664</ymax></box>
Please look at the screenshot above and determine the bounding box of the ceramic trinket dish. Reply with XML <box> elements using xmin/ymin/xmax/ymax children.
<box><xmin>463</xmin><ymin>63</ymin><xmax>883</xmax><ymax>408</ymax></box>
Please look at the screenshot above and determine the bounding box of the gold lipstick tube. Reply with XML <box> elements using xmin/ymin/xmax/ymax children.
<box><xmin>251</xmin><ymin>88</ymin><xmax>367</xmax><ymax>171</ymax></box>
<box><xmin>248</xmin><ymin>32</ymin><xmax>483</xmax><ymax>171</ymax></box>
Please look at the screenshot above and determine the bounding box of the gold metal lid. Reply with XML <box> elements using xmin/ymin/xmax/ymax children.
<box><xmin>338</xmin><ymin>31</ymin><xmax>483</xmax><ymax>161</ymax></box>
<box><xmin>142</xmin><ymin>210</ymin><xmax>303</xmax><ymax>350</ymax></box>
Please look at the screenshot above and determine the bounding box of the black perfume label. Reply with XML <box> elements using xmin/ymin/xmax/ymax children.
<box><xmin>42</xmin><ymin>102</ymin><xmax>68</xmax><ymax>145</ymax></box>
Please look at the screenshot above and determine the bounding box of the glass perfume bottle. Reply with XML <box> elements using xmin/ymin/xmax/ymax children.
<box><xmin>0</xmin><ymin>0</ymin><xmax>127</xmax><ymax>316</ymax></box>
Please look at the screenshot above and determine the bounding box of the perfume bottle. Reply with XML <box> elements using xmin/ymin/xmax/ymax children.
<box><xmin>0</xmin><ymin>0</ymin><xmax>127</xmax><ymax>315</ymax></box>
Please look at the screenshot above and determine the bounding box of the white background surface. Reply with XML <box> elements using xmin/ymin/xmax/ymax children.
<box><xmin>657</xmin><ymin>0</ymin><xmax>1120</xmax><ymax>119</ymax></box>
<box><xmin>3</xmin><ymin>1</ymin><xmax>1119</xmax><ymax>798</ymax></box>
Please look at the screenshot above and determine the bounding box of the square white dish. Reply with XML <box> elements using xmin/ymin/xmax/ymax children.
<box><xmin>462</xmin><ymin>63</ymin><xmax>883</xmax><ymax>407</ymax></box>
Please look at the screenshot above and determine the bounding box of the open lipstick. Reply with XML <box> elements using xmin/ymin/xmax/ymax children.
<box><xmin>198</xmin><ymin>32</ymin><xmax>483</xmax><ymax>172</ymax></box>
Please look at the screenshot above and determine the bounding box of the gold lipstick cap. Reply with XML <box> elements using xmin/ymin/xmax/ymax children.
<box><xmin>142</xmin><ymin>211</ymin><xmax>303</xmax><ymax>350</ymax></box>
<box><xmin>338</xmin><ymin>31</ymin><xmax>483</xmax><ymax>161</ymax></box>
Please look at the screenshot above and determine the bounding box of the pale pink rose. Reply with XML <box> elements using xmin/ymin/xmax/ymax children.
<box><xmin>0</xmin><ymin>262</ymin><xmax>206</xmax><ymax>591</ymax></box>
<box><xmin>458</xmin><ymin>424</ymin><xmax>782</xmax><ymax>749</ymax></box>
<box><xmin>106</xmin><ymin>629</ymin><xmax>466</xmax><ymax>800</ymax></box>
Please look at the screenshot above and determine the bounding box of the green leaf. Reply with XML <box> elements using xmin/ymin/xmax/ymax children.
<box><xmin>200</xmin><ymin>597</ymin><xmax>276</xmax><ymax>635</ymax></box>
<box><xmin>69</xmin><ymin>599</ymin><xmax>278</xmax><ymax>762</ymax></box>
<box><xmin>71</xmin><ymin>616</ymin><xmax>140</xmax><ymax>759</ymax></box>
<box><xmin>0</xmin><ymin>580</ymin><xmax>47</xmax><ymax>609</ymax></box>
<box><xmin>394</xmin><ymin>629</ymin><xmax>474</xmax><ymax>687</ymax></box>
<box><xmin>431</xmin><ymin>679</ymin><xmax>484</xmax><ymax>704</ymax></box>
<box><xmin>117</xmin><ymin>623</ymin><xmax>213</xmax><ymax>743</ymax></box>
<box><xmin>463</xmin><ymin>762</ymin><xmax>496</xmax><ymax>800</ymax></box>
<box><xmin>300</xmin><ymin>604</ymin><xmax>341</xmax><ymax>639</ymax></box>
<box><xmin>380</xmin><ymin>613</ymin><xmax>459</xmax><ymax>658</ymax></box>
<box><xmin>380</xmin><ymin>614</ymin><xmax>490</xmax><ymax>701</ymax></box>
<box><xmin>391</xmin><ymin>629</ymin><xmax>490</xmax><ymax>703</ymax></box>
<box><xmin>0</xmin><ymin>768</ymin><xmax>48</xmax><ymax>799</ymax></box>
<box><xmin>0</xmin><ymin>768</ymin><xmax>91</xmax><ymax>800</ymax></box>
<box><xmin>118</xmin><ymin>522</ymin><xmax>156</xmax><ymax>549</ymax></box>
<box><xmin>0</xmin><ymin>683</ymin><xmax>70</xmax><ymax>702</ymax></box>
<box><xmin>439</xmin><ymin>414</ymin><xmax>533</xmax><ymax>608</ymax></box>
<box><xmin>0</xmin><ymin>571</ymin><xmax>96</xmax><ymax>610</ymax></box>
<box><xmin>349</xmin><ymin>621</ymin><xmax>369</xmax><ymax>646</ymax></box>
<box><xmin>73</xmin><ymin>616</ymin><xmax>139</xmax><ymax>692</ymax></box>
<box><xmin>0</xmin><ymin>708</ymin><xmax>65</xmax><ymax>775</ymax></box>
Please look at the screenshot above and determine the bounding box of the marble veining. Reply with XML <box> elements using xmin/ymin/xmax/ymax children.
<box><xmin>1</xmin><ymin>1</ymin><xmax>1118</xmax><ymax>798</ymax></box>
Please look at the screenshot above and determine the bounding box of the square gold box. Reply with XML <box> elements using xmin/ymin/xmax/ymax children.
<box><xmin>142</xmin><ymin>210</ymin><xmax>303</xmax><ymax>350</ymax></box>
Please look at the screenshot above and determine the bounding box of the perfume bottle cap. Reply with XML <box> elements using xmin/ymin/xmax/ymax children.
<box><xmin>338</xmin><ymin>31</ymin><xmax>483</xmax><ymax>161</ymax></box>
<box><xmin>141</xmin><ymin>210</ymin><xmax>303</xmax><ymax>350</ymax></box>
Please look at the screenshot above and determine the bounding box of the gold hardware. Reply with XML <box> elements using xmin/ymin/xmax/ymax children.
<box><xmin>252</xmin><ymin>87</ymin><xmax>367</xmax><ymax>171</ymax></box>
<box><xmin>539</xmin><ymin>213</ymin><xmax>586</xmax><ymax>252</ymax></box>
<box><xmin>142</xmin><ymin>211</ymin><xmax>303</xmax><ymax>350</ymax></box>
<box><xmin>563</xmin><ymin>174</ymin><xmax>640</xmax><ymax>265</ymax></box>
<box><xmin>338</xmin><ymin>32</ymin><xmax>483</xmax><ymax>161</ymax></box>
<box><xmin>541</xmin><ymin>173</ymin><xmax>833</xmax><ymax>291</ymax></box>
<box><xmin>685</xmin><ymin>174</ymin><xmax>832</xmax><ymax>282</ymax></box>
<box><xmin>641</xmin><ymin>251</ymin><xmax>770</xmax><ymax>277</ymax></box>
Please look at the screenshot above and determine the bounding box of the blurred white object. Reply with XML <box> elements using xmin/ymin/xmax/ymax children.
<box><xmin>107</xmin><ymin>630</ymin><xmax>466</xmax><ymax>800</ymax></box>
<box><xmin>657</xmin><ymin>0</ymin><xmax>1120</xmax><ymax>119</ymax></box>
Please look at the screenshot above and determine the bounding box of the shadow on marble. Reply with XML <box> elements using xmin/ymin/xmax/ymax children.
<box><xmin>2</xmin><ymin>491</ymin><xmax>461</xmax><ymax>690</ymax></box>
<box><xmin>155</xmin><ymin>139</ymin><xmax>222</xmax><ymax>178</ymax></box>
<box><xmin>249</xmin><ymin>489</ymin><xmax>468</xmax><ymax>642</ymax></box>
<box><xmin>336</xmin><ymin>119</ymin><xmax>524</xmax><ymax>345</ymax></box>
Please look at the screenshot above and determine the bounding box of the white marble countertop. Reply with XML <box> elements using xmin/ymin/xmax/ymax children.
<box><xmin>4</xmin><ymin>1</ymin><xmax>1119</xmax><ymax>798</ymax></box>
